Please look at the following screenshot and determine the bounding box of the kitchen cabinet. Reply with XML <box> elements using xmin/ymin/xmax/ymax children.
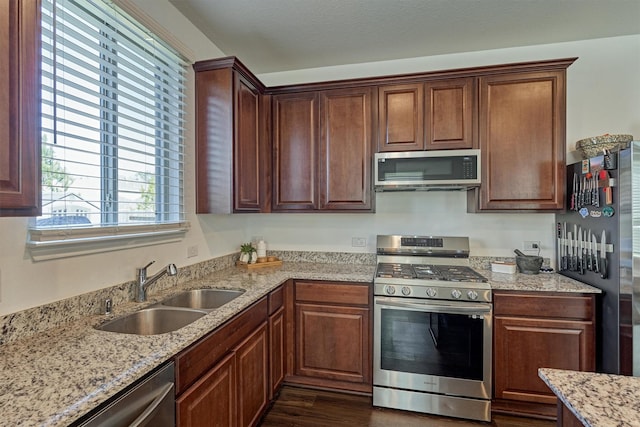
<box><xmin>377</xmin><ymin>78</ymin><xmax>474</xmax><ymax>152</ymax></box>
<box><xmin>0</xmin><ymin>0</ymin><xmax>41</xmax><ymax>216</ymax></box>
<box><xmin>290</xmin><ymin>280</ymin><xmax>372</xmax><ymax>393</ymax></box>
<box><xmin>272</xmin><ymin>87</ymin><xmax>374</xmax><ymax>212</ymax></box>
<box><xmin>470</xmin><ymin>62</ymin><xmax>573</xmax><ymax>211</ymax></box>
<box><xmin>377</xmin><ymin>83</ymin><xmax>424</xmax><ymax>152</ymax></box>
<box><xmin>268</xmin><ymin>285</ymin><xmax>285</xmax><ymax>398</ymax></box>
<box><xmin>175</xmin><ymin>297</ymin><xmax>269</xmax><ymax>427</ymax></box>
<box><xmin>493</xmin><ymin>291</ymin><xmax>596</xmax><ymax>419</ymax></box>
<box><xmin>193</xmin><ymin>57</ymin><xmax>270</xmax><ymax>214</ymax></box>
<box><xmin>272</xmin><ymin>92</ymin><xmax>318</xmax><ymax>210</ymax></box>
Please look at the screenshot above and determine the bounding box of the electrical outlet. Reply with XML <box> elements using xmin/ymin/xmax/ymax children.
<box><xmin>187</xmin><ymin>245</ymin><xmax>198</xmax><ymax>258</ymax></box>
<box><xmin>351</xmin><ymin>237</ymin><xmax>367</xmax><ymax>247</ymax></box>
<box><xmin>523</xmin><ymin>241</ymin><xmax>541</xmax><ymax>251</ymax></box>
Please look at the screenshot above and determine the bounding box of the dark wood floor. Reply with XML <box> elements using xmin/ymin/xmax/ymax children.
<box><xmin>260</xmin><ymin>386</ymin><xmax>556</xmax><ymax>427</ymax></box>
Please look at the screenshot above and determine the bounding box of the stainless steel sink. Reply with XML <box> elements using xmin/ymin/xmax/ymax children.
<box><xmin>96</xmin><ymin>307</ymin><xmax>206</xmax><ymax>335</ymax></box>
<box><xmin>160</xmin><ymin>288</ymin><xmax>245</xmax><ymax>311</ymax></box>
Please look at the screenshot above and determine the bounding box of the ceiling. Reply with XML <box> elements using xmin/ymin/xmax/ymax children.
<box><xmin>169</xmin><ymin>0</ymin><xmax>640</xmax><ymax>74</ymax></box>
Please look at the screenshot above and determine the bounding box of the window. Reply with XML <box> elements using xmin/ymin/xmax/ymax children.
<box><xmin>28</xmin><ymin>0</ymin><xmax>189</xmax><ymax>260</ymax></box>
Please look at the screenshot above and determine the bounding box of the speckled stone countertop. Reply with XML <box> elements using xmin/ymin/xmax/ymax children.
<box><xmin>0</xmin><ymin>259</ymin><xmax>599</xmax><ymax>427</ymax></box>
<box><xmin>539</xmin><ymin>368</ymin><xmax>640</xmax><ymax>427</ymax></box>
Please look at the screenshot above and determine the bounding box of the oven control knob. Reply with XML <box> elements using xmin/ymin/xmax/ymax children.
<box><xmin>401</xmin><ymin>286</ymin><xmax>411</xmax><ymax>296</ymax></box>
<box><xmin>451</xmin><ymin>289</ymin><xmax>462</xmax><ymax>299</ymax></box>
<box><xmin>426</xmin><ymin>287</ymin><xmax>437</xmax><ymax>298</ymax></box>
<box><xmin>385</xmin><ymin>285</ymin><xmax>396</xmax><ymax>295</ymax></box>
<box><xmin>467</xmin><ymin>290</ymin><xmax>478</xmax><ymax>300</ymax></box>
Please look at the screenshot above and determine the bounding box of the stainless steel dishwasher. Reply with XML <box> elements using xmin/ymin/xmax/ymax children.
<box><xmin>76</xmin><ymin>362</ymin><xmax>175</xmax><ymax>427</ymax></box>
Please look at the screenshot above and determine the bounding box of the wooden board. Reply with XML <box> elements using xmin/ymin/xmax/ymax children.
<box><xmin>236</xmin><ymin>259</ymin><xmax>283</xmax><ymax>269</ymax></box>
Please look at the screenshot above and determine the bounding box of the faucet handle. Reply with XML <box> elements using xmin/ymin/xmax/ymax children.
<box><xmin>167</xmin><ymin>263</ymin><xmax>177</xmax><ymax>276</ymax></box>
<box><xmin>142</xmin><ymin>260</ymin><xmax>155</xmax><ymax>271</ymax></box>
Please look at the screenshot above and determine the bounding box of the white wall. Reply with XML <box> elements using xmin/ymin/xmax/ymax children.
<box><xmin>0</xmin><ymin>0</ymin><xmax>638</xmax><ymax>316</ymax></box>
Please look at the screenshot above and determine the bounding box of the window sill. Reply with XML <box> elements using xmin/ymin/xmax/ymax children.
<box><xmin>27</xmin><ymin>222</ymin><xmax>190</xmax><ymax>261</ymax></box>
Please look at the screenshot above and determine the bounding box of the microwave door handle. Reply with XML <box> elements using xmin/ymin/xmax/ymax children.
<box><xmin>376</xmin><ymin>299</ymin><xmax>491</xmax><ymax>315</ymax></box>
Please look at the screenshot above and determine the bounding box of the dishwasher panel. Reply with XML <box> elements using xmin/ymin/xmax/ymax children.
<box><xmin>76</xmin><ymin>362</ymin><xmax>175</xmax><ymax>427</ymax></box>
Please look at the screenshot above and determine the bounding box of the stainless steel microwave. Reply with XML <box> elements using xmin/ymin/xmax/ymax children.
<box><xmin>374</xmin><ymin>149</ymin><xmax>481</xmax><ymax>191</ymax></box>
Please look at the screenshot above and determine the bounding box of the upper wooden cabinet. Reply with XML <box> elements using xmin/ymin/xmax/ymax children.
<box><xmin>272</xmin><ymin>87</ymin><xmax>374</xmax><ymax>212</ymax></box>
<box><xmin>318</xmin><ymin>87</ymin><xmax>374</xmax><ymax>211</ymax></box>
<box><xmin>193</xmin><ymin>57</ymin><xmax>270</xmax><ymax>213</ymax></box>
<box><xmin>378</xmin><ymin>83</ymin><xmax>424</xmax><ymax>152</ymax></box>
<box><xmin>272</xmin><ymin>92</ymin><xmax>318</xmax><ymax>210</ymax></box>
<box><xmin>424</xmin><ymin>77</ymin><xmax>475</xmax><ymax>150</ymax></box>
<box><xmin>0</xmin><ymin>0</ymin><xmax>41</xmax><ymax>217</ymax></box>
<box><xmin>377</xmin><ymin>78</ymin><xmax>475</xmax><ymax>152</ymax></box>
<box><xmin>471</xmin><ymin>65</ymin><xmax>571</xmax><ymax>211</ymax></box>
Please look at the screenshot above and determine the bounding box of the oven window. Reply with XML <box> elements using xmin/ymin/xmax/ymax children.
<box><xmin>380</xmin><ymin>308</ymin><xmax>484</xmax><ymax>380</ymax></box>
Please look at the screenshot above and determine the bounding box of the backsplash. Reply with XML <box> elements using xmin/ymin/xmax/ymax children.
<box><xmin>0</xmin><ymin>250</ymin><xmax>548</xmax><ymax>345</ymax></box>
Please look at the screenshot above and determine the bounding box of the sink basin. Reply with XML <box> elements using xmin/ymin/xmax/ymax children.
<box><xmin>96</xmin><ymin>307</ymin><xmax>206</xmax><ymax>335</ymax></box>
<box><xmin>161</xmin><ymin>288</ymin><xmax>245</xmax><ymax>311</ymax></box>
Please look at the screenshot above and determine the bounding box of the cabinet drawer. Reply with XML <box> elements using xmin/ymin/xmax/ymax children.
<box><xmin>295</xmin><ymin>281</ymin><xmax>370</xmax><ymax>306</ymax></box>
<box><xmin>493</xmin><ymin>292</ymin><xmax>594</xmax><ymax>320</ymax></box>
<box><xmin>268</xmin><ymin>285</ymin><xmax>284</xmax><ymax>315</ymax></box>
<box><xmin>175</xmin><ymin>297</ymin><xmax>268</xmax><ymax>395</ymax></box>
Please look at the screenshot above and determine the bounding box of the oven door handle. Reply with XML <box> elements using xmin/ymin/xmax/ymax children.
<box><xmin>375</xmin><ymin>298</ymin><xmax>492</xmax><ymax>315</ymax></box>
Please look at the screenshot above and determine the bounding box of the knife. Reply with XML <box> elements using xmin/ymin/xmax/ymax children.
<box><xmin>562</xmin><ymin>222</ymin><xmax>568</xmax><ymax>271</ymax></box>
<box><xmin>570</xmin><ymin>173</ymin><xmax>578</xmax><ymax>210</ymax></box>
<box><xmin>593</xmin><ymin>171</ymin><xmax>600</xmax><ymax>207</ymax></box>
<box><xmin>587</xmin><ymin>229</ymin><xmax>592</xmax><ymax>271</ymax></box>
<box><xmin>592</xmin><ymin>233</ymin><xmax>599</xmax><ymax>273</ymax></box>
<box><xmin>556</xmin><ymin>223</ymin><xmax>563</xmax><ymax>271</ymax></box>
<box><xmin>577</xmin><ymin>226</ymin><xmax>583</xmax><ymax>273</ymax></box>
<box><xmin>600</xmin><ymin>230</ymin><xmax>608</xmax><ymax>279</ymax></box>
<box><xmin>567</xmin><ymin>231</ymin><xmax>573</xmax><ymax>271</ymax></box>
<box><xmin>580</xmin><ymin>229</ymin><xmax>586</xmax><ymax>275</ymax></box>
<box><xmin>571</xmin><ymin>224</ymin><xmax>582</xmax><ymax>271</ymax></box>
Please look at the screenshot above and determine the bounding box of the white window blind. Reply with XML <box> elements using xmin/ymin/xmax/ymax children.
<box><xmin>29</xmin><ymin>0</ymin><xmax>189</xmax><ymax>259</ymax></box>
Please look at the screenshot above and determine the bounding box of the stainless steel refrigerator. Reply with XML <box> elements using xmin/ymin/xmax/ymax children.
<box><xmin>555</xmin><ymin>141</ymin><xmax>639</xmax><ymax>375</ymax></box>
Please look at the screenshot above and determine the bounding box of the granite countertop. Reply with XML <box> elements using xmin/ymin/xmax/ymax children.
<box><xmin>539</xmin><ymin>368</ymin><xmax>640</xmax><ymax>427</ymax></box>
<box><xmin>0</xmin><ymin>261</ymin><xmax>599</xmax><ymax>426</ymax></box>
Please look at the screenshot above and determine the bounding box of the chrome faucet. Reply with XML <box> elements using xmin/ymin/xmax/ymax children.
<box><xmin>136</xmin><ymin>261</ymin><xmax>178</xmax><ymax>302</ymax></box>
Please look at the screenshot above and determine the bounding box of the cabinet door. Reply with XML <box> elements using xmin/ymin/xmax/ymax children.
<box><xmin>234</xmin><ymin>74</ymin><xmax>263</xmax><ymax>212</ymax></box>
<box><xmin>177</xmin><ymin>352</ymin><xmax>237</xmax><ymax>427</ymax></box>
<box><xmin>494</xmin><ymin>316</ymin><xmax>594</xmax><ymax>405</ymax></box>
<box><xmin>318</xmin><ymin>87</ymin><xmax>374</xmax><ymax>211</ymax></box>
<box><xmin>476</xmin><ymin>71</ymin><xmax>566</xmax><ymax>210</ymax></box>
<box><xmin>425</xmin><ymin>77</ymin><xmax>475</xmax><ymax>150</ymax></box>
<box><xmin>269</xmin><ymin>306</ymin><xmax>285</xmax><ymax>399</ymax></box>
<box><xmin>0</xmin><ymin>0</ymin><xmax>41</xmax><ymax>216</ymax></box>
<box><xmin>378</xmin><ymin>83</ymin><xmax>424</xmax><ymax>152</ymax></box>
<box><xmin>295</xmin><ymin>302</ymin><xmax>370</xmax><ymax>385</ymax></box>
<box><xmin>235</xmin><ymin>322</ymin><xmax>268</xmax><ymax>427</ymax></box>
<box><xmin>272</xmin><ymin>93</ymin><xmax>318</xmax><ymax>210</ymax></box>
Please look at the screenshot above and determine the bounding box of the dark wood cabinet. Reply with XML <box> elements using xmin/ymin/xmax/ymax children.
<box><xmin>236</xmin><ymin>323</ymin><xmax>269</xmax><ymax>427</ymax></box>
<box><xmin>272</xmin><ymin>92</ymin><xmax>318</xmax><ymax>210</ymax></box>
<box><xmin>0</xmin><ymin>0</ymin><xmax>41</xmax><ymax>216</ymax></box>
<box><xmin>493</xmin><ymin>291</ymin><xmax>596</xmax><ymax>419</ymax></box>
<box><xmin>272</xmin><ymin>88</ymin><xmax>374</xmax><ymax>212</ymax></box>
<box><xmin>290</xmin><ymin>280</ymin><xmax>372</xmax><ymax>393</ymax></box>
<box><xmin>318</xmin><ymin>87</ymin><xmax>374</xmax><ymax>210</ymax></box>
<box><xmin>425</xmin><ymin>77</ymin><xmax>475</xmax><ymax>150</ymax></box>
<box><xmin>177</xmin><ymin>352</ymin><xmax>236</xmax><ymax>427</ymax></box>
<box><xmin>268</xmin><ymin>286</ymin><xmax>285</xmax><ymax>398</ymax></box>
<box><xmin>175</xmin><ymin>298</ymin><xmax>269</xmax><ymax>427</ymax></box>
<box><xmin>378</xmin><ymin>83</ymin><xmax>424</xmax><ymax>152</ymax></box>
<box><xmin>471</xmin><ymin>64</ymin><xmax>572</xmax><ymax>211</ymax></box>
<box><xmin>194</xmin><ymin>57</ymin><xmax>269</xmax><ymax>213</ymax></box>
<box><xmin>377</xmin><ymin>78</ymin><xmax>474</xmax><ymax>152</ymax></box>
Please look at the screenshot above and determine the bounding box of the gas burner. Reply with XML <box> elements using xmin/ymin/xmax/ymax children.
<box><xmin>376</xmin><ymin>263</ymin><xmax>416</xmax><ymax>279</ymax></box>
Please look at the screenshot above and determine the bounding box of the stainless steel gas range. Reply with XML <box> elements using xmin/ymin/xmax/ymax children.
<box><xmin>372</xmin><ymin>235</ymin><xmax>492</xmax><ymax>422</ymax></box>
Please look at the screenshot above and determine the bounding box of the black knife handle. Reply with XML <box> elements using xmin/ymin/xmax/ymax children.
<box><xmin>601</xmin><ymin>258</ymin><xmax>607</xmax><ymax>279</ymax></box>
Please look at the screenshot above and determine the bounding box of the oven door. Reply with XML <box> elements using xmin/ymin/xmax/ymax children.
<box><xmin>374</xmin><ymin>296</ymin><xmax>492</xmax><ymax>400</ymax></box>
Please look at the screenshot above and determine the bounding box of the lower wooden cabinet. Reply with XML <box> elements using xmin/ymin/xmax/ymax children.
<box><xmin>289</xmin><ymin>280</ymin><xmax>372</xmax><ymax>393</ymax></box>
<box><xmin>174</xmin><ymin>297</ymin><xmax>269</xmax><ymax>427</ymax></box>
<box><xmin>492</xmin><ymin>291</ymin><xmax>596</xmax><ymax>419</ymax></box>
<box><xmin>177</xmin><ymin>352</ymin><xmax>236</xmax><ymax>427</ymax></box>
<box><xmin>269</xmin><ymin>305</ymin><xmax>285</xmax><ymax>398</ymax></box>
